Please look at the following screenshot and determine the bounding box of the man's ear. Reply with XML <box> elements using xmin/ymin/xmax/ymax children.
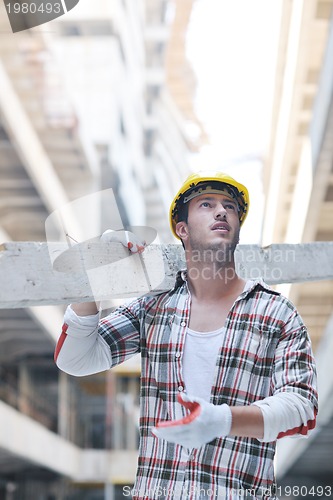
<box><xmin>175</xmin><ymin>221</ymin><xmax>188</xmax><ymax>240</ymax></box>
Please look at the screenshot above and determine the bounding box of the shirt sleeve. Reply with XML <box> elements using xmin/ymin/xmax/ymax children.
<box><xmin>252</xmin><ymin>310</ymin><xmax>318</xmax><ymax>443</ymax></box>
<box><xmin>55</xmin><ymin>299</ymin><xmax>142</xmax><ymax>376</ymax></box>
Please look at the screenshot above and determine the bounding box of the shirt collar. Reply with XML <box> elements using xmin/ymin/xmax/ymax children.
<box><xmin>173</xmin><ymin>271</ymin><xmax>278</xmax><ymax>297</ymax></box>
<box><xmin>241</xmin><ymin>278</ymin><xmax>279</xmax><ymax>297</ymax></box>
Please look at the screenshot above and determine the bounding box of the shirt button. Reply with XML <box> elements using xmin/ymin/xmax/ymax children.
<box><xmin>178</xmin><ymin>385</ymin><xmax>184</xmax><ymax>392</ymax></box>
<box><xmin>180</xmin><ymin>321</ymin><xmax>186</xmax><ymax>327</ymax></box>
<box><xmin>175</xmin><ymin>353</ymin><xmax>181</xmax><ymax>359</ymax></box>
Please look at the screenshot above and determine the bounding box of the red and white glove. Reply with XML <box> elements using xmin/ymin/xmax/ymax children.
<box><xmin>152</xmin><ymin>393</ymin><xmax>232</xmax><ymax>449</ymax></box>
<box><xmin>101</xmin><ymin>229</ymin><xmax>145</xmax><ymax>254</ymax></box>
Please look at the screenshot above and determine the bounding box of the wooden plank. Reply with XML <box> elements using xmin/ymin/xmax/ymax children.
<box><xmin>1</xmin><ymin>241</ymin><xmax>333</xmax><ymax>308</ymax></box>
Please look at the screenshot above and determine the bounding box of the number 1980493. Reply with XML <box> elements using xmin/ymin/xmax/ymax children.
<box><xmin>6</xmin><ymin>3</ymin><xmax>61</xmax><ymax>14</ymax></box>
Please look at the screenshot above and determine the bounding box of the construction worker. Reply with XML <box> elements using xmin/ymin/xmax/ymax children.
<box><xmin>55</xmin><ymin>172</ymin><xmax>318</xmax><ymax>499</ymax></box>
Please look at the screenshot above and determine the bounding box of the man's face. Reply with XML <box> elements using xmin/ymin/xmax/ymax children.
<box><xmin>176</xmin><ymin>193</ymin><xmax>241</xmax><ymax>260</ymax></box>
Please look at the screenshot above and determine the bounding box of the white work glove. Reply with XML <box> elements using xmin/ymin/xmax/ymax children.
<box><xmin>101</xmin><ymin>229</ymin><xmax>146</xmax><ymax>254</ymax></box>
<box><xmin>152</xmin><ymin>393</ymin><xmax>232</xmax><ymax>449</ymax></box>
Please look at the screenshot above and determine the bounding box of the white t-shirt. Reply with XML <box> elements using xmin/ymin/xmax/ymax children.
<box><xmin>182</xmin><ymin>280</ymin><xmax>255</xmax><ymax>402</ymax></box>
<box><xmin>182</xmin><ymin>326</ymin><xmax>226</xmax><ymax>402</ymax></box>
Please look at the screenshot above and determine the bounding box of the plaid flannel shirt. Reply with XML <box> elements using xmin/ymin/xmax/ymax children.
<box><xmin>94</xmin><ymin>276</ymin><xmax>318</xmax><ymax>499</ymax></box>
<box><xmin>56</xmin><ymin>276</ymin><xmax>318</xmax><ymax>499</ymax></box>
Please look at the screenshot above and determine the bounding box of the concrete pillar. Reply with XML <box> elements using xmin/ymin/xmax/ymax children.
<box><xmin>58</xmin><ymin>370</ymin><xmax>70</xmax><ymax>440</ymax></box>
<box><xmin>104</xmin><ymin>482</ymin><xmax>114</xmax><ymax>500</ymax></box>
<box><xmin>105</xmin><ymin>370</ymin><xmax>116</xmax><ymax>449</ymax></box>
<box><xmin>18</xmin><ymin>362</ymin><xmax>33</xmax><ymax>417</ymax></box>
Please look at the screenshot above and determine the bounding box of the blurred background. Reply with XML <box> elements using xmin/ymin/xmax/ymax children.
<box><xmin>0</xmin><ymin>0</ymin><xmax>333</xmax><ymax>498</ymax></box>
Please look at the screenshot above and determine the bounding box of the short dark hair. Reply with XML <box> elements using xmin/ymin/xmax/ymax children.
<box><xmin>176</xmin><ymin>201</ymin><xmax>188</xmax><ymax>249</ymax></box>
<box><xmin>177</xmin><ymin>201</ymin><xmax>189</xmax><ymax>225</ymax></box>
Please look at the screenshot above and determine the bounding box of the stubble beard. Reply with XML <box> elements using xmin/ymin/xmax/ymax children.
<box><xmin>187</xmin><ymin>226</ymin><xmax>240</xmax><ymax>268</ymax></box>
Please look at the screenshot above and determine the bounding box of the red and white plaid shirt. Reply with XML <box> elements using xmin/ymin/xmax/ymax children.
<box><xmin>56</xmin><ymin>277</ymin><xmax>318</xmax><ymax>499</ymax></box>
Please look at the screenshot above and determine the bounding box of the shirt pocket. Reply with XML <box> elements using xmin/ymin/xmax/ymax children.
<box><xmin>241</xmin><ymin>322</ymin><xmax>279</xmax><ymax>360</ymax></box>
<box><xmin>243</xmin><ymin>323</ymin><xmax>280</xmax><ymax>399</ymax></box>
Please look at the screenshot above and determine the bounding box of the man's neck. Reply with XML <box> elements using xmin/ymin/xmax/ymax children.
<box><xmin>186</xmin><ymin>259</ymin><xmax>245</xmax><ymax>301</ymax></box>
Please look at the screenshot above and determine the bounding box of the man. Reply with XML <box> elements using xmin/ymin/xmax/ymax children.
<box><xmin>55</xmin><ymin>171</ymin><xmax>318</xmax><ymax>499</ymax></box>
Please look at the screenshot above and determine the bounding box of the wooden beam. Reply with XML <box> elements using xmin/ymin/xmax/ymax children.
<box><xmin>1</xmin><ymin>241</ymin><xmax>333</xmax><ymax>308</ymax></box>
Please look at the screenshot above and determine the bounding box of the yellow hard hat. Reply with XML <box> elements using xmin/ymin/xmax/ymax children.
<box><xmin>169</xmin><ymin>171</ymin><xmax>250</xmax><ymax>239</ymax></box>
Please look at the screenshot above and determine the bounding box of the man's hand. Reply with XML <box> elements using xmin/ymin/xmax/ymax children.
<box><xmin>69</xmin><ymin>231</ymin><xmax>146</xmax><ymax>317</ymax></box>
<box><xmin>101</xmin><ymin>229</ymin><xmax>146</xmax><ymax>254</ymax></box>
<box><xmin>152</xmin><ymin>393</ymin><xmax>232</xmax><ymax>448</ymax></box>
